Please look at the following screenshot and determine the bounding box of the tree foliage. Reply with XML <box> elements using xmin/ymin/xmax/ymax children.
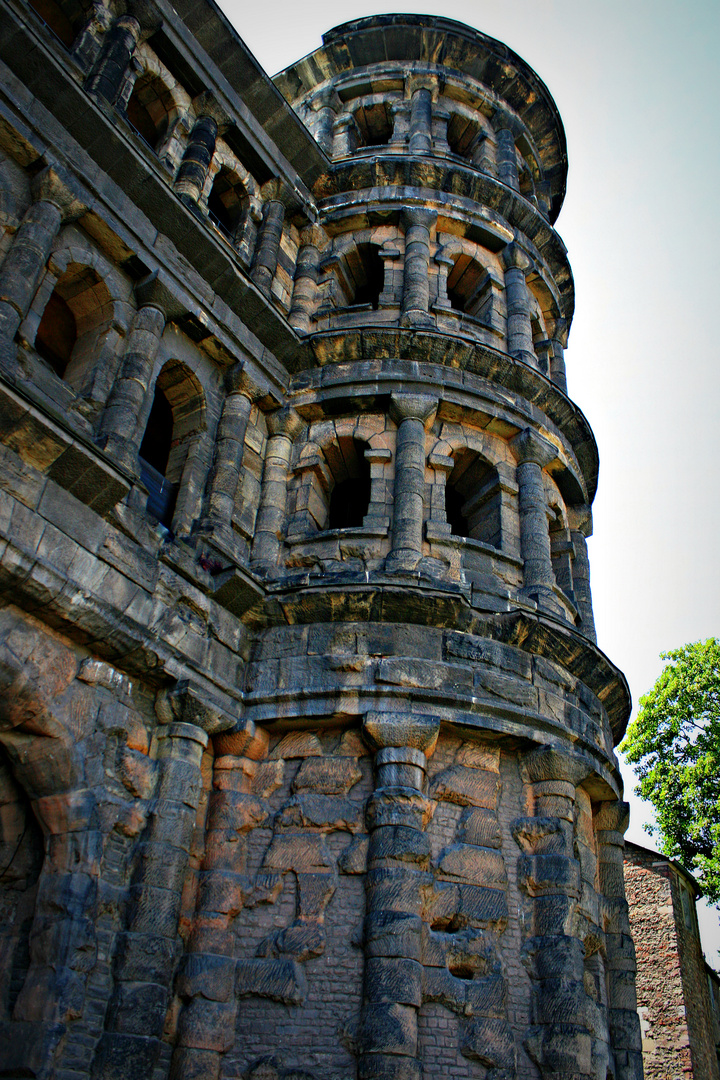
<box><xmin>620</xmin><ymin>638</ymin><xmax>720</xmax><ymax>902</ymax></box>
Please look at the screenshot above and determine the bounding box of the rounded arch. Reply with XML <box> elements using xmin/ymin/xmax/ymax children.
<box><xmin>125</xmin><ymin>47</ymin><xmax>189</xmax><ymax>152</ymax></box>
<box><xmin>29</xmin><ymin>239</ymin><xmax>132</xmax><ymax>393</ymax></box>
<box><xmin>203</xmin><ymin>148</ymin><xmax>258</xmax><ymax>243</ymax></box>
<box><xmin>326</xmin><ymin>233</ymin><xmax>395</xmax><ymax>310</ymax></box>
<box><xmin>444</xmin><ymin>102</ymin><xmax>490</xmax><ymax>159</ymax></box>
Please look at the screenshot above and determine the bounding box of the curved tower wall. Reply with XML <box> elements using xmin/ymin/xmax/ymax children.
<box><xmin>0</xmin><ymin>5</ymin><xmax>643</xmax><ymax>1080</ymax></box>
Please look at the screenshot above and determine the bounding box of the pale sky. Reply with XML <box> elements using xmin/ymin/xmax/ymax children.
<box><xmin>218</xmin><ymin>0</ymin><xmax>720</xmax><ymax>963</ymax></box>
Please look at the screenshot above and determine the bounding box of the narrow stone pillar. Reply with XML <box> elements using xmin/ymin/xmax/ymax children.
<box><xmin>199</xmin><ymin>364</ymin><xmax>271</xmax><ymax>555</ymax></box>
<box><xmin>595</xmin><ymin>801</ymin><xmax>644</xmax><ymax>1080</ymax></box>
<box><xmin>433</xmin><ymin>249</ymin><xmax>454</xmax><ymax>310</ymax></box>
<box><xmin>567</xmin><ymin>504</ymin><xmax>597</xmax><ymax>642</ymax></box>
<box><xmin>332</xmin><ymin>113</ymin><xmax>359</xmax><ymax>157</ymax></box>
<box><xmin>407</xmin><ymin>77</ymin><xmax>435</xmax><ymax>155</ymax></box>
<box><xmin>307</xmin><ymin>88</ymin><xmax>341</xmax><ymax>156</ymax></box>
<box><xmin>514</xmin><ymin>746</ymin><xmax>595</xmax><ymax>1079</ymax></box>
<box><xmin>501</xmin><ymin>242</ymin><xmax>535</xmax><ymax>364</ymax></box>
<box><xmin>93</xmin><ymin>718</ymin><xmax>209</xmax><ymax>1080</ymax></box>
<box><xmin>251</xmin><ymin>196</ymin><xmax>286</xmax><ymax>296</ymax></box>
<box><xmin>510</xmin><ymin>429</ymin><xmax>557</xmax><ymax>604</ymax></box>
<box><xmin>175</xmin><ymin>115</ymin><xmax>219</xmax><ymax>205</ymax></box>
<box><xmin>288</xmin><ymin>225</ymin><xmax>328</xmax><ymax>332</ymax></box>
<box><xmin>387</xmin><ymin>393</ymin><xmax>437</xmax><ymax>572</ymax></box>
<box><xmin>170</xmin><ymin>722</ymin><xmax>269</xmax><ymax>1080</ymax></box>
<box><xmin>401</xmin><ymin>208</ymin><xmax>436</xmax><ymax>327</ymax></box>
<box><xmin>0</xmin><ymin>166</ymin><xmax>84</xmax><ymax>360</ymax></box>
<box><xmin>97</xmin><ymin>271</ymin><xmax>174</xmax><ymax>475</ymax></box>
<box><xmin>360</xmin><ymin>711</ymin><xmax>440</xmax><ymax>1080</ymax></box>
<box><xmin>549</xmin><ymin>317</ymin><xmax>568</xmax><ymax>394</ymax></box>
<box><xmin>469</xmin><ymin>130</ymin><xmax>497</xmax><ymax>177</ymax></box>
<box><xmin>85</xmin><ymin>14</ymin><xmax>141</xmax><ymax>105</ymax></box>
<box><xmin>250</xmin><ymin>407</ymin><xmax>304</xmax><ymax>571</ymax></box>
<box><xmin>495</xmin><ymin>128</ymin><xmax>519</xmax><ymax>191</ymax></box>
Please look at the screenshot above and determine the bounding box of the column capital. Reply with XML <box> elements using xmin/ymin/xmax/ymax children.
<box><xmin>155</xmin><ymin>679</ymin><xmax>236</xmax><ymax>735</ymax></box>
<box><xmin>390</xmin><ymin>392</ymin><xmax>438</xmax><ymax>428</ymax></box>
<box><xmin>402</xmin><ymin>206</ymin><xmax>436</xmax><ymax>232</ymax></box>
<box><xmin>519</xmin><ymin>745</ymin><xmax>593</xmax><ymax>787</ymax></box>
<box><xmin>567</xmin><ymin>503</ymin><xmax>593</xmax><ymax>536</ymax></box>
<box><xmin>259</xmin><ymin>178</ymin><xmax>301</xmax><ymax>213</ymax></box>
<box><xmin>363</xmin><ymin>711</ymin><xmax>440</xmax><ymax>756</ymax></box>
<box><xmin>309</xmin><ymin>86</ymin><xmax>342</xmax><ymax>113</ymax></box>
<box><xmin>191</xmin><ymin>90</ymin><xmax>232</xmax><ymax>134</ymax></box>
<box><xmin>265</xmin><ymin>405</ymin><xmax>304</xmax><ymax>440</ymax></box>
<box><xmin>510</xmin><ymin>427</ymin><xmax>558</xmax><ymax>468</ymax></box>
<box><xmin>31</xmin><ymin>164</ymin><xmax>86</xmax><ymax>222</ymax></box>
<box><xmin>298</xmin><ymin>224</ymin><xmax>329</xmax><ymax>251</ymax></box>
<box><xmin>405</xmin><ymin>73</ymin><xmax>439</xmax><ymax>100</ymax></box>
<box><xmin>224</xmin><ymin>361</ymin><xmax>279</xmax><ymax>406</ymax></box>
<box><xmin>134</xmin><ymin>269</ymin><xmax>184</xmax><ymax>320</ymax></box>
<box><xmin>501</xmin><ymin>241</ymin><xmax>532</xmax><ymax>273</ymax></box>
<box><xmin>594</xmin><ymin>799</ymin><xmax>630</xmax><ymax>833</ymax></box>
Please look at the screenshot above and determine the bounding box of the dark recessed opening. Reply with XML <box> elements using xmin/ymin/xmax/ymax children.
<box><xmin>207</xmin><ymin>169</ymin><xmax>246</xmax><ymax>241</ymax></box>
<box><xmin>449</xmin><ymin>964</ymin><xmax>474</xmax><ymax>981</ymax></box>
<box><xmin>353</xmin><ymin>243</ymin><xmax>384</xmax><ymax>310</ymax></box>
<box><xmin>139</xmin><ymin>386</ymin><xmax>173</xmax><ymax>476</ymax></box>
<box><xmin>126</xmin><ymin>86</ymin><xmax>160</xmax><ymax>148</ymax></box>
<box><xmin>35</xmin><ymin>290</ymin><xmax>77</xmax><ymax>377</ymax></box>
<box><xmin>328</xmin><ymin>438</ymin><xmax>371</xmax><ymax>530</ymax></box>
<box><xmin>29</xmin><ymin>0</ymin><xmax>75</xmax><ymax>46</ymax></box>
<box><xmin>446</xmin><ymin>253</ymin><xmax>485</xmax><ymax>315</ymax></box>
<box><xmin>445</xmin><ymin>482</ymin><xmax>469</xmax><ymax>537</ymax></box>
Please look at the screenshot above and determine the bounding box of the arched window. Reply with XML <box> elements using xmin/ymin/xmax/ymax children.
<box><xmin>207</xmin><ymin>167</ymin><xmax>248</xmax><ymax>242</ymax></box>
<box><xmin>354</xmin><ymin>101</ymin><xmax>393</xmax><ymax>147</ymax></box>
<box><xmin>28</xmin><ymin>0</ymin><xmax>75</xmax><ymax>47</ymax></box>
<box><xmin>447</xmin><ymin>254</ymin><xmax>491</xmax><ymax>320</ymax></box>
<box><xmin>35</xmin><ymin>290</ymin><xmax>77</xmax><ymax>377</ymax></box>
<box><xmin>138</xmin><ymin>361</ymin><xmax>205</xmax><ymax>531</ymax></box>
<box><xmin>445</xmin><ymin>449</ymin><xmax>501</xmax><ymax>548</ymax></box>
<box><xmin>446</xmin><ymin>112</ymin><xmax>479</xmax><ymax>159</ymax></box>
<box><xmin>34</xmin><ymin>263</ymin><xmax>110</xmax><ymax>385</ymax></box>
<box><xmin>350</xmin><ymin>243</ymin><xmax>384</xmax><ymax>309</ymax></box>
<box><xmin>328</xmin><ymin>437</ymin><xmax>371</xmax><ymax>529</ymax></box>
<box><xmin>125</xmin><ymin>71</ymin><xmax>174</xmax><ymax>151</ymax></box>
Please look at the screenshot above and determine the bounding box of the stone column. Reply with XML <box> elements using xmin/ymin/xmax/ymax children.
<box><xmin>514</xmin><ymin>746</ymin><xmax>595</xmax><ymax>1080</ymax></box>
<box><xmin>85</xmin><ymin>14</ymin><xmax>141</xmax><ymax>105</ymax></box>
<box><xmin>549</xmin><ymin>317</ymin><xmax>568</xmax><ymax>394</ymax></box>
<box><xmin>93</xmin><ymin>720</ymin><xmax>209</xmax><ymax>1078</ymax></box>
<box><xmin>595</xmin><ymin>801</ymin><xmax>644</xmax><ymax>1080</ymax></box>
<box><xmin>307</xmin><ymin>88</ymin><xmax>341</xmax><ymax>157</ymax></box>
<box><xmin>433</xmin><ymin>249</ymin><xmax>454</xmax><ymax>310</ymax></box>
<box><xmin>387</xmin><ymin>393</ymin><xmax>437</xmax><ymax>572</ymax></box>
<box><xmin>288</xmin><ymin>226</ymin><xmax>328</xmax><ymax>332</ymax></box>
<box><xmin>170</xmin><ymin>722</ymin><xmax>269</xmax><ymax>1080</ymax></box>
<box><xmin>510</xmin><ymin>428</ymin><xmax>557</xmax><ymax>605</ymax></box>
<box><xmin>332</xmin><ymin>113</ymin><xmax>359</xmax><ymax>158</ymax></box>
<box><xmin>495</xmin><ymin>128</ymin><xmax>519</xmax><ymax>191</ymax></box>
<box><xmin>360</xmin><ymin>711</ymin><xmax>440</xmax><ymax>1080</ymax></box>
<box><xmin>199</xmin><ymin>364</ymin><xmax>271</xmax><ymax>556</ymax></box>
<box><xmin>401</xmin><ymin>208</ymin><xmax>436</xmax><ymax>327</ymax></box>
<box><xmin>250</xmin><ymin>407</ymin><xmax>304</xmax><ymax>571</ymax></box>
<box><xmin>567</xmin><ymin>504</ymin><xmax>597</xmax><ymax>642</ymax></box>
<box><xmin>0</xmin><ymin>165</ymin><xmax>84</xmax><ymax>369</ymax></box>
<box><xmin>251</xmin><ymin>187</ymin><xmax>287</xmax><ymax>296</ymax></box>
<box><xmin>407</xmin><ymin>77</ymin><xmax>435</xmax><ymax>156</ymax></box>
<box><xmin>175</xmin><ymin>117</ymin><xmax>219</xmax><ymax>206</ymax></box>
<box><xmin>97</xmin><ymin>271</ymin><xmax>176</xmax><ymax>476</ymax></box>
<box><xmin>501</xmin><ymin>242</ymin><xmax>535</xmax><ymax>365</ymax></box>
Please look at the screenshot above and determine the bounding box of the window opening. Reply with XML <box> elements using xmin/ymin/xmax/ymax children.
<box><xmin>447</xmin><ymin>253</ymin><xmax>487</xmax><ymax>316</ymax></box>
<box><xmin>207</xmin><ymin>168</ymin><xmax>247</xmax><ymax>242</ymax></box>
<box><xmin>328</xmin><ymin>437</ymin><xmax>371</xmax><ymax>529</ymax></box>
<box><xmin>35</xmin><ymin>290</ymin><xmax>77</xmax><ymax>377</ymax></box>
<box><xmin>355</xmin><ymin>102</ymin><xmax>393</xmax><ymax>147</ymax></box>
<box><xmin>351</xmin><ymin>244</ymin><xmax>384</xmax><ymax>310</ymax></box>
<box><xmin>125</xmin><ymin>73</ymin><xmax>173</xmax><ymax>151</ymax></box>
<box><xmin>139</xmin><ymin>385</ymin><xmax>177</xmax><ymax>527</ymax></box>
<box><xmin>445</xmin><ymin>449</ymin><xmax>501</xmax><ymax>548</ymax></box>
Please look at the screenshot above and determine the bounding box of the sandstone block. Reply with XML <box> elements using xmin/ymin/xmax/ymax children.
<box><xmin>430</xmin><ymin>765</ymin><xmax>500</xmax><ymax>809</ymax></box>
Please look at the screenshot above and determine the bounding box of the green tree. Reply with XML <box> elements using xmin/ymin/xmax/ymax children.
<box><xmin>620</xmin><ymin>638</ymin><xmax>720</xmax><ymax>903</ymax></box>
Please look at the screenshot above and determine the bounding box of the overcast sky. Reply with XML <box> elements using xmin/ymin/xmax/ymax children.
<box><xmin>218</xmin><ymin>0</ymin><xmax>720</xmax><ymax>962</ymax></box>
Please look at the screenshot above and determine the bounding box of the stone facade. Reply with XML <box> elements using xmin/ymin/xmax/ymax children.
<box><xmin>624</xmin><ymin>843</ymin><xmax>720</xmax><ymax>1079</ymax></box>
<box><xmin>0</xmin><ymin>4</ymin><xmax>644</xmax><ymax>1079</ymax></box>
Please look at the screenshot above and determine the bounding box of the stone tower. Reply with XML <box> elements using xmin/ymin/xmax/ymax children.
<box><xmin>0</xmin><ymin>3</ymin><xmax>642</xmax><ymax>1079</ymax></box>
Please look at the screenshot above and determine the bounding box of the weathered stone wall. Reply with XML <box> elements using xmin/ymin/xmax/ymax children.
<box><xmin>625</xmin><ymin>844</ymin><xmax>720</xmax><ymax>1080</ymax></box>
